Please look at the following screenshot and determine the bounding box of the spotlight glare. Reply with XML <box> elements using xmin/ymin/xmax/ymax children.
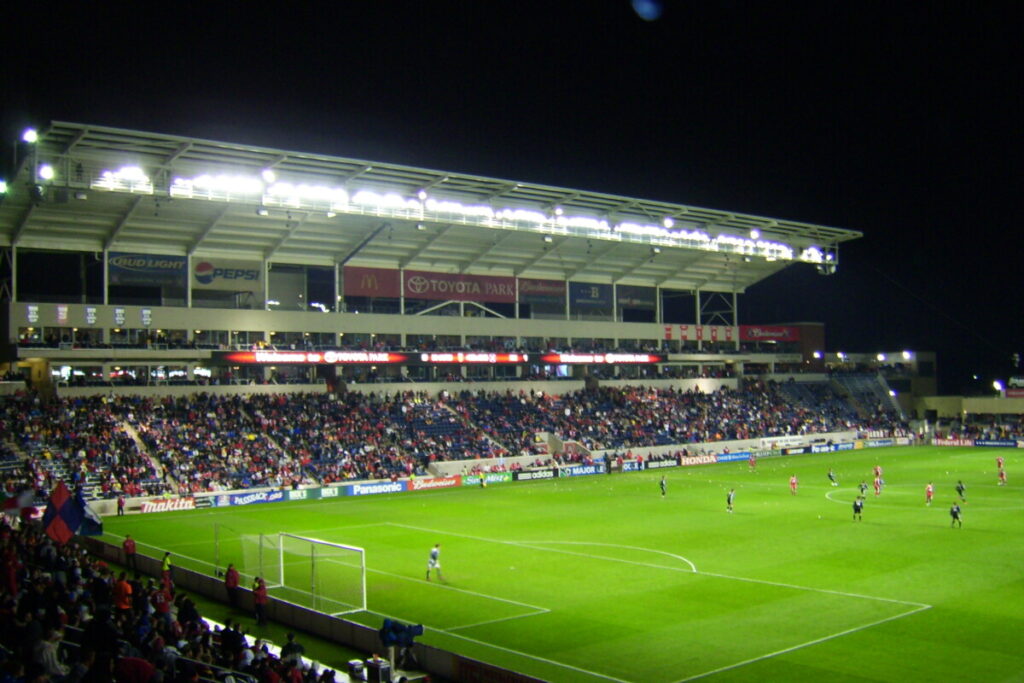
<box><xmin>22</xmin><ymin>128</ymin><xmax>38</xmax><ymax>143</ymax></box>
<box><xmin>38</xmin><ymin>164</ymin><xmax>55</xmax><ymax>180</ymax></box>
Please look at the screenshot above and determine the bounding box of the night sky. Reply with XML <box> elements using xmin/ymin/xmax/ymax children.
<box><xmin>3</xmin><ymin>1</ymin><xmax>1021</xmax><ymax>393</ymax></box>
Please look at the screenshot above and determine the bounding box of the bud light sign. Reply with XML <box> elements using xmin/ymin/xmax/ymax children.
<box><xmin>192</xmin><ymin>258</ymin><xmax>262</xmax><ymax>293</ymax></box>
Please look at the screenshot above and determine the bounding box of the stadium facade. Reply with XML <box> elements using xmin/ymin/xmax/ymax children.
<box><xmin>0</xmin><ymin>122</ymin><xmax>892</xmax><ymax>393</ymax></box>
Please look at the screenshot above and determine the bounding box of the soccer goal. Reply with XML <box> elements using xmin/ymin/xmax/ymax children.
<box><xmin>264</xmin><ymin>533</ymin><xmax>367</xmax><ymax>617</ymax></box>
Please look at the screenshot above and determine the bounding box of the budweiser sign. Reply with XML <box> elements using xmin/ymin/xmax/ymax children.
<box><xmin>141</xmin><ymin>498</ymin><xmax>196</xmax><ymax>513</ymax></box>
<box><xmin>740</xmin><ymin>325</ymin><xmax>800</xmax><ymax>342</ymax></box>
<box><xmin>410</xmin><ymin>476</ymin><xmax>461</xmax><ymax>491</ymax></box>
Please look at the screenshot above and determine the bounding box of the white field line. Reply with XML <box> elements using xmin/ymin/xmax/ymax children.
<box><xmin>445</xmin><ymin>609</ymin><xmax>550</xmax><ymax>632</ymax></box>
<box><xmin>366</xmin><ymin>607</ymin><xmax>631</xmax><ymax>683</ymax></box>
<box><xmin>672</xmin><ymin>603</ymin><xmax>932</xmax><ymax>682</ymax></box>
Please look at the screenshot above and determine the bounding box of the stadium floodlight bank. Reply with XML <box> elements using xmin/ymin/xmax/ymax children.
<box><xmin>259</xmin><ymin>533</ymin><xmax>368</xmax><ymax>617</ymax></box>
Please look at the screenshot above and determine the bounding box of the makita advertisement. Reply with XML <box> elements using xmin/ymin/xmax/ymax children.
<box><xmin>678</xmin><ymin>454</ymin><xmax>719</xmax><ymax>466</ymax></box>
<box><xmin>140</xmin><ymin>497</ymin><xmax>196</xmax><ymax>513</ymax></box>
<box><xmin>717</xmin><ymin>451</ymin><xmax>751</xmax><ymax>463</ymax></box>
<box><xmin>409</xmin><ymin>476</ymin><xmax>461</xmax><ymax>491</ymax></box>
<box><xmin>192</xmin><ymin>258</ymin><xmax>263</xmax><ymax>293</ymax></box>
<box><xmin>109</xmin><ymin>252</ymin><xmax>187</xmax><ymax>287</ymax></box>
<box><xmin>514</xmin><ymin>469</ymin><xmax>557</xmax><ymax>481</ymax></box>
<box><xmin>347</xmin><ymin>481</ymin><xmax>408</xmax><ymax>496</ymax></box>
<box><xmin>215</xmin><ymin>490</ymin><xmax>286</xmax><ymax>507</ymax></box>
<box><xmin>560</xmin><ymin>464</ymin><xmax>605</xmax><ymax>477</ymax></box>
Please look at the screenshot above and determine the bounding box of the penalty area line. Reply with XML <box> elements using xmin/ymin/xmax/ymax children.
<box><xmin>673</xmin><ymin>603</ymin><xmax>932</xmax><ymax>682</ymax></box>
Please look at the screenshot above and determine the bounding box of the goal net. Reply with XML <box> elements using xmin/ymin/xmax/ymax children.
<box><xmin>268</xmin><ymin>533</ymin><xmax>367</xmax><ymax>617</ymax></box>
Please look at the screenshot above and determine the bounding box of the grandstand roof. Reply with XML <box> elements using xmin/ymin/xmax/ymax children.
<box><xmin>0</xmin><ymin>122</ymin><xmax>862</xmax><ymax>293</ymax></box>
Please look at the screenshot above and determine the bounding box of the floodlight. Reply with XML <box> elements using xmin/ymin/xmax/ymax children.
<box><xmin>662</xmin><ymin>217</ymin><xmax>674</xmax><ymax>228</ymax></box>
<box><xmin>262</xmin><ymin>169</ymin><xmax>276</xmax><ymax>183</ymax></box>
<box><xmin>902</xmin><ymin>350</ymin><xmax>912</xmax><ymax>360</ymax></box>
<box><xmin>837</xmin><ymin>351</ymin><xmax>846</xmax><ymax>360</ymax></box>
<box><xmin>750</xmin><ymin>229</ymin><xmax>760</xmax><ymax>239</ymax></box>
<box><xmin>542</xmin><ymin>235</ymin><xmax>553</xmax><ymax>243</ymax></box>
<box><xmin>326</xmin><ymin>211</ymin><xmax>336</xmax><ymax>218</ymax></box>
<box><xmin>812</xmin><ymin>351</ymin><xmax>822</xmax><ymax>359</ymax></box>
<box><xmin>0</xmin><ymin>180</ymin><xmax>7</xmax><ymax>194</ymax></box>
<box><xmin>877</xmin><ymin>353</ymin><xmax>886</xmax><ymax>362</ymax></box>
<box><xmin>22</xmin><ymin>128</ymin><xmax>38</xmax><ymax>144</ymax></box>
<box><xmin>417</xmin><ymin>189</ymin><xmax>427</xmax><ymax>200</ymax></box>
<box><xmin>651</xmin><ymin>247</ymin><xmax>661</xmax><ymax>254</ymax></box>
<box><xmin>256</xmin><ymin>206</ymin><xmax>269</xmax><ymax>216</ymax></box>
<box><xmin>889</xmin><ymin>390</ymin><xmax>897</xmax><ymax>397</ymax></box>
<box><xmin>416</xmin><ymin>223</ymin><xmax>426</xmax><ymax>231</ymax></box>
<box><xmin>38</xmin><ymin>164</ymin><xmax>55</xmax><ymax>180</ymax></box>
<box><xmin>993</xmin><ymin>380</ymin><xmax>1004</xmax><ymax>392</ymax></box>
<box><xmin>554</xmin><ymin>206</ymin><xmax>564</xmax><ymax>216</ymax></box>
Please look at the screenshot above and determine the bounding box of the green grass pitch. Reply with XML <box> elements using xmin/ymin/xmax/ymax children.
<box><xmin>103</xmin><ymin>446</ymin><xmax>1024</xmax><ymax>682</ymax></box>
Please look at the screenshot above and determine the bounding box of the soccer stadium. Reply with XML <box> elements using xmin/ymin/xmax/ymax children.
<box><xmin>0</xmin><ymin>123</ymin><xmax>1022</xmax><ymax>682</ymax></box>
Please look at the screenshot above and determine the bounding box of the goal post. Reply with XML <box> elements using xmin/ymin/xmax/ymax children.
<box><xmin>273</xmin><ymin>533</ymin><xmax>367</xmax><ymax>617</ymax></box>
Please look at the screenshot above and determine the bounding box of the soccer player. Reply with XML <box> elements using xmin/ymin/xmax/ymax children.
<box><xmin>925</xmin><ymin>482</ymin><xmax>934</xmax><ymax>506</ymax></box>
<box><xmin>789</xmin><ymin>474</ymin><xmax>798</xmax><ymax>495</ymax></box>
<box><xmin>873</xmin><ymin>476</ymin><xmax>882</xmax><ymax>496</ymax></box>
<box><xmin>998</xmin><ymin>468</ymin><xmax>1007</xmax><ymax>486</ymax></box>
<box><xmin>950</xmin><ymin>502</ymin><xmax>962</xmax><ymax>528</ymax></box>
<box><xmin>956</xmin><ymin>480</ymin><xmax>966</xmax><ymax>500</ymax></box>
<box><xmin>874</xmin><ymin>464</ymin><xmax>883</xmax><ymax>479</ymax></box>
<box><xmin>748</xmin><ymin>453</ymin><xmax>757</xmax><ymax>471</ymax></box>
<box><xmin>726</xmin><ymin>488</ymin><xmax>735</xmax><ymax>513</ymax></box>
<box><xmin>996</xmin><ymin>455</ymin><xmax>1005</xmax><ymax>470</ymax></box>
<box><xmin>853</xmin><ymin>496</ymin><xmax>864</xmax><ymax>521</ymax></box>
<box><xmin>827</xmin><ymin>468</ymin><xmax>838</xmax><ymax>487</ymax></box>
<box><xmin>660</xmin><ymin>475</ymin><xmax>667</xmax><ymax>497</ymax></box>
<box><xmin>426</xmin><ymin>543</ymin><xmax>443</xmax><ymax>581</ymax></box>
<box><xmin>858</xmin><ymin>480</ymin><xmax>868</xmax><ymax>497</ymax></box>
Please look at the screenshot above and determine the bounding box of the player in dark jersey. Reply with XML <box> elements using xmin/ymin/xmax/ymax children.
<box><xmin>956</xmin><ymin>480</ymin><xmax>966</xmax><ymax>500</ymax></box>
<box><xmin>852</xmin><ymin>496</ymin><xmax>864</xmax><ymax>521</ymax></box>
<box><xmin>858</xmin><ymin>480</ymin><xmax>868</xmax><ymax>497</ymax></box>
<box><xmin>827</xmin><ymin>468</ymin><xmax>838</xmax><ymax>487</ymax></box>
<box><xmin>950</xmin><ymin>502</ymin><xmax>962</xmax><ymax>528</ymax></box>
<box><xmin>660</xmin><ymin>475</ymin><xmax>667</xmax><ymax>497</ymax></box>
<box><xmin>726</xmin><ymin>488</ymin><xmax>735</xmax><ymax>513</ymax></box>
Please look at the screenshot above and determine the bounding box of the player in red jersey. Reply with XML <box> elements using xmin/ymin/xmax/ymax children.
<box><xmin>925</xmin><ymin>482</ymin><xmax>934</xmax><ymax>505</ymax></box>
<box><xmin>789</xmin><ymin>474</ymin><xmax>798</xmax><ymax>495</ymax></box>
<box><xmin>873</xmin><ymin>476</ymin><xmax>882</xmax><ymax>496</ymax></box>
<box><xmin>873</xmin><ymin>464</ymin><xmax>882</xmax><ymax>478</ymax></box>
<box><xmin>996</xmin><ymin>455</ymin><xmax>1005</xmax><ymax>470</ymax></box>
<box><xmin>998</xmin><ymin>468</ymin><xmax>1007</xmax><ymax>486</ymax></box>
<box><xmin>749</xmin><ymin>453</ymin><xmax>757</xmax><ymax>471</ymax></box>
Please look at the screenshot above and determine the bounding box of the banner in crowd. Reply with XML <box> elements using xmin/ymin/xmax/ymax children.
<box><xmin>343</xmin><ymin>266</ymin><xmax>402</xmax><ymax>298</ymax></box>
<box><xmin>109</xmin><ymin>252</ymin><xmax>187</xmax><ymax>287</ymax></box>
<box><xmin>973</xmin><ymin>439</ymin><xmax>1017</xmax><ymax>448</ymax></box>
<box><xmin>739</xmin><ymin>325</ymin><xmax>800</xmax><ymax>342</ymax></box>
<box><xmin>43</xmin><ymin>482</ymin><xmax>102</xmax><ymax>544</ymax></box>
<box><xmin>616</xmin><ymin>284</ymin><xmax>656</xmax><ymax>309</ymax></box>
<box><xmin>518</xmin><ymin>278</ymin><xmax>565</xmax><ymax>306</ymax></box>
<box><xmin>569</xmin><ymin>282</ymin><xmax>612</xmax><ymax>308</ymax></box>
<box><xmin>192</xmin><ymin>257</ymin><xmax>262</xmax><ymax>293</ymax></box>
<box><xmin>403</xmin><ymin>270</ymin><xmax>516</xmax><ymax>303</ymax></box>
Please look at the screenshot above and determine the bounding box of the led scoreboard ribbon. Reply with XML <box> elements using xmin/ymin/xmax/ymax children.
<box><xmin>212</xmin><ymin>351</ymin><xmax>665</xmax><ymax>365</ymax></box>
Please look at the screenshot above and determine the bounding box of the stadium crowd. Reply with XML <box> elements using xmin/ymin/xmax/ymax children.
<box><xmin>0</xmin><ymin>378</ymin><xmax>910</xmax><ymax>500</ymax></box>
<box><xmin>0</xmin><ymin>514</ymin><xmax>339</xmax><ymax>683</ymax></box>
